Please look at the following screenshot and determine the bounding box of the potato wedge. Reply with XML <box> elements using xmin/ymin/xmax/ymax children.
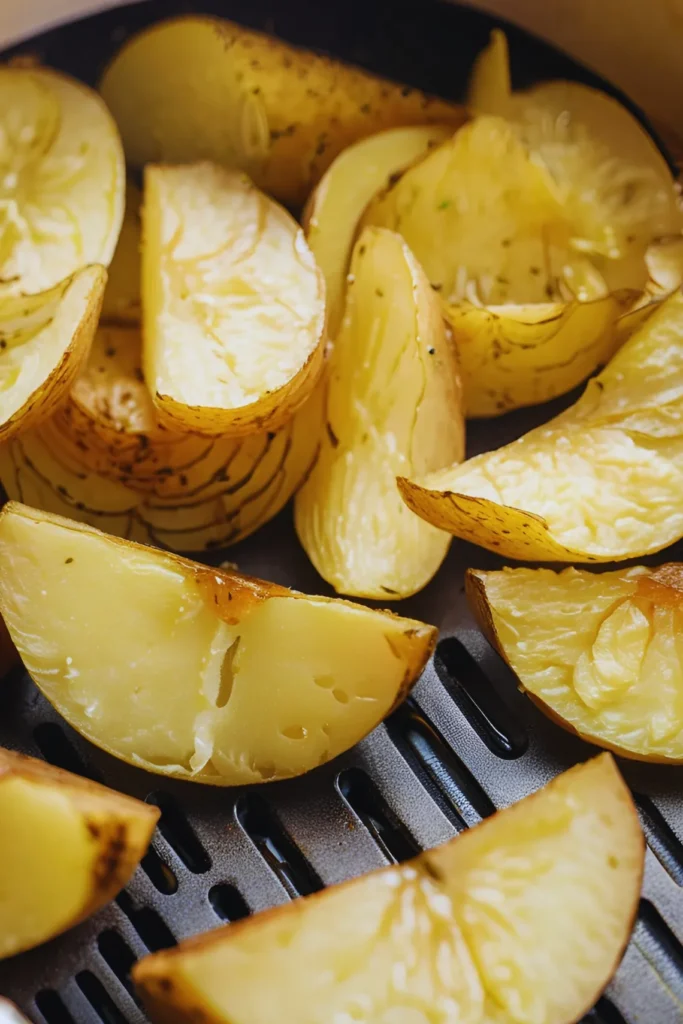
<box><xmin>100</xmin><ymin>180</ymin><xmax>141</xmax><ymax>325</ymax></box>
<box><xmin>142</xmin><ymin>163</ymin><xmax>325</xmax><ymax>437</ymax></box>
<box><xmin>304</xmin><ymin>125</ymin><xmax>451</xmax><ymax>338</ymax></box>
<box><xmin>399</xmin><ymin>287</ymin><xmax>683</xmax><ymax>562</ymax></box>
<box><xmin>0</xmin><ymin>65</ymin><xmax>124</xmax><ymax>296</ymax></box>
<box><xmin>295</xmin><ymin>227</ymin><xmax>463</xmax><ymax>599</ymax></box>
<box><xmin>0</xmin><ymin>265</ymin><xmax>105</xmax><ymax>442</ymax></box>
<box><xmin>469</xmin><ymin>564</ymin><xmax>683</xmax><ymax>763</ymax></box>
<box><xmin>133</xmin><ymin>755</ymin><xmax>642</xmax><ymax>1024</ymax></box>
<box><xmin>0</xmin><ymin>503</ymin><xmax>435</xmax><ymax>783</ymax></box>
<box><xmin>99</xmin><ymin>16</ymin><xmax>465</xmax><ymax>207</ymax></box>
<box><xmin>0</xmin><ymin>745</ymin><xmax>158</xmax><ymax>959</ymax></box>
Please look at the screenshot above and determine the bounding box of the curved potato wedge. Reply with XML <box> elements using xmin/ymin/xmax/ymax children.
<box><xmin>99</xmin><ymin>16</ymin><xmax>465</xmax><ymax>207</ymax></box>
<box><xmin>142</xmin><ymin>163</ymin><xmax>325</xmax><ymax>437</ymax></box>
<box><xmin>133</xmin><ymin>755</ymin><xmax>642</xmax><ymax>1024</ymax></box>
<box><xmin>296</xmin><ymin>227</ymin><xmax>463</xmax><ymax>599</ymax></box>
<box><xmin>0</xmin><ymin>265</ymin><xmax>105</xmax><ymax>442</ymax></box>
<box><xmin>100</xmin><ymin>180</ymin><xmax>142</xmax><ymax>325</ymax></box>
<box><xmin>0</xmin><ymin>504</ymin><xmax>435</xmax><ymax>784</ymax></box>
<box><xmin>305</xmin><ymin>125</ymin><xmax>451</xmax><ymax>337</ymax></box>
<box><xmin>0</xmin><ymin>65</ymin><xmax>124</xmax><ymax>296</ymax></box>
<box><xmin>0</xmin><ymin>745</ymin><xmax>158</xmax><ymax>959</ymax></box>
<box><xmin>399</xmin><ymin>287</ymin><xmax>683</xmax><ymax>562</ymax></box>
<box><xmin>468</xmin><ymin>564</ymin><xmax>683</xmax><ymax>763</ymax></box>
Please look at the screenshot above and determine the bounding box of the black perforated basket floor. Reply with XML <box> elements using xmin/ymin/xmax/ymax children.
<box><xmin>1</xmin><ymin>2</ymin><xmax>682</xmax><ymax>1022</ymax></box>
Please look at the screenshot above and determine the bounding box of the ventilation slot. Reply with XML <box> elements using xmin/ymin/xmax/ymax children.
<box><xmin>634</xmin><ymin>794</ymin><xmax>683</xmax><ymax>886</ymax></box>
<box><xmin>337</xmin><ymin>767</ymin><xmax>420</xmax><ymax>863</ymax></box>
<box><xmin>140</xmin><ymin>845</ymin><xmax>178</xmax><ymax>895</ymax></box>
<box><xmin>75</xmin><ymin>972</ymin><xmax>129</xmax><ymax>1024</ymax></box>
<box><xmin>636</xmin><ymin>899</ymin><xmax>683</xmax><ymax>998</ymax></box>
<box><xmin>434</xmin><ymin>637</ymin><xmax>528</xmax><ymax>759</ymax></box>
<box><xmin>209</xmin><ymin>884</ymin><xmax>251</xmax><ymax>922</ymax></box>
<box><xmin>32</xmin><ymin>722</ymin><xmax>101</xmax><ymax>781</ymax></box>
<box><xmin>115</xmin><ymin>891</ymin><xmax>177</xmax><ymax>952</ymax></box>
<box><xmin>387</xmin><ymin>701</ymin><xmax>495</xmax><ymax>828</ymax></box>
<box><xmin>35</xmin><ymin>991</ymin><xmax>76</xmax><ymax>1024</ymax></box>
<box><xmin>97</xmin><ymin>929</ymin><xmax>138</xmax><ymax>1001</ymax></box>
<box><xmin>583</xmin><ymin>998</ymin><xmax>628</xmax><ymax>1024</ymax></box>
<box><xmin>235</xmin><ymin>794</ymin><xmax>323</xmax><ymax>898</ymax></box>
<box><xmin>146</xmin><ymin>792</ymin><xmax>211</xmax><ymax>873</ymax></box>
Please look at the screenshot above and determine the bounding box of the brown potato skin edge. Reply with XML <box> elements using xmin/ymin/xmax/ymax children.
<box><xmin>465</xmin><ymin>568</ymin><xmax>683</xmax><ymax>765</ymax></box>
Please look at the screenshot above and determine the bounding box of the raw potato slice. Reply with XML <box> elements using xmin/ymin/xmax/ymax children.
<box><xmin>304</xmin><ymin>124</ymin><xmax>451</xmax><ymax>337</ymax></box>
<box><xmin>469</xmin><ymin>564</ymin><xmax>683</xmax><ymax>762</ymax></box>
<box><xmin>100</xmin><ymin>180</ymin><xmax>141</xmax><ymax>324</ymax></box>
<box><xmin>99</xmin><ymin>15</ymin><xmax>465</xmax><ymax>207</ymax></box>
<box><xmin>133</xmin><ymin>755</ymin><xmax>643</xmax><ymax>1024</ymax></box>
<box><xmin>399</xmin><ymin>287</ymin><xmax>683</xmax><ymax>562</ymax></box>
<box><xmin>0</xmin><ymin>745</ymin><xmax>158</xmax><ymax>959</ymax></box>
<box><xmin>295</xmin><ymin>227</ymin><xmax>463</xmax><ymax>599</ymax></box>
<box><xmin>0</xmin><ymin>504</ymin><xmax>436</xmax><ymax>784</ymax></box>
<box><xmin>0</xmin><ymin>324</ymin><xmax>324</xmax><ymax>551</ymax></box>
<box><xmin>0</xmin><ymin>265</ymin><xmax>105</xmax><ymax>442</ymax></box>
<box><xmin>0</xmin><ymin>66</ymin><xmax>124</xmax><ymax>296</ymax></box>
<box><xmin>143</xmin><ymin>163</ymin><xmax>326</xmax><ymax>437</ymax></box>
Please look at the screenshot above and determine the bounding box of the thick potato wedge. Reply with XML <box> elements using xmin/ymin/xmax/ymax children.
<box><xmin>142</xmin><ymin>163</ymin><xmax>325</xmax><ymax>437</ymax></box>
<box><xmin>99</xmin><ymin>16</ymin><xmax>465</xmax><ymax>207</ymax></box>
<box><xmin>295</xmin><ymin>227</ymin><xmax>463</xmax><ymax>599</ymax></box>
<box><xmin>0</xmin><ymin>503</ymin><xmax>435</xmax><ymax>784</ymax></box>
<box><xmin>0</xmin><ymin>65</ymin><xmax>124</xmax><ymax>296</ymax></box>
<box><xmin>304</xmin><ymin>125</ymin><xmax>451</xmax><ymax>337</ymax></box>
<box><xmin>399</xmin><ymin>287</ymin><xmax>683</xmax><ymax>562</ymax></box>
<box><xmin>0</xmin><ymin>265</ymin><xmax>105</xmax><ymax>442</ymax></box>
<box><xmin>133</xmin><ymin>755</ymin><xmax>642</xmax><ymax>1024</ymax></box>
<box><xmin>468</xmin><ymin>564</ymin><xmax>683</xmax><ymax>763</ymax></box>
<box><xmin>100</xmin><ymin>180</ymin><xmax>141</xmax><ymax>325</ymax></box>
<box><xmin>0</xmin><ymin>745</ymin><xmax>158</xmax><ymax>959</ymax></box>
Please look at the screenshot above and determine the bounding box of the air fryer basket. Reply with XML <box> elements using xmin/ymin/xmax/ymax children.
<box><xmin>0</xmin><ymin>2</ymin><xmax>682</xmax><ymax>1021</ymax></box>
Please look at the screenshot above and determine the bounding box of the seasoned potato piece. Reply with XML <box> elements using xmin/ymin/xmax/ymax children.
<box><xmin>0</xmin><ymin>504</ymin><xmax>435</xmax><ymax>784</ymax></box>
<box><xmin>469</xmin><ymin>564</ymin><xmax>683</xmax><ymax>762</ymax></box>
<box><xmin>0</xmin><ymin>745</ymin><xmax>158</xmax><ymax>959</ymax></box>
<box><xmin>143</xmin><ymin>163</ymin><xmax>325</xmax><ymax>436</ymax></box>
<box><xmin>0</xmin><ymin>66</ymin><xmax>124</xmax><ymax>296</ymax></box>
<box><xmin>100</xmin><ymin>180</ymin><xmax>141</xmax><ymax>324</ymax></box>
<box><xmin>296</xmin><ymin>227</ymin><xmax>463</xmax><ymax>599</ymax></box>
<box><xmin>399</xmin><ymin>287</ymin><xmax>683</xmax><ymax>562</ymax></box>
<box><xmin>133</xmin><ymin>756</ymin><xmax>642</xmax><ymax>1024</ymax></box>
<box><xmin>99</xmin><ymin>16</ymin><xmax>465</xmax><ymax>207</ymax></box>
<box><xmin>305</xmin><ymin>125</ymin><xmax>451</xmax><ymax>337</ymax></box>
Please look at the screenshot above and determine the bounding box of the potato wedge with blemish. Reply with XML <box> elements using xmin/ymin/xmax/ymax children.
<box><xmin>99</xmin><ymin>16</ymin><xmax>465</xmax><ymax>207</ymax></box>
<box><xmin>468</xmin><ymin>564</ymin><xmax>683</xmax><ymax>763</ymax></box>
<box><xmin>295</xmin><ymin>227</ymin><xmax>463</xmax><ymax>599</ymax></box>
<box><xmin>0</xmin><ymin>504</ymin><xmax>435</xmax><ymax>784</ymax></box>
<box><xmin>142</xmin><ymin>163</ymin><xmax>326</xmax><ymax>437</ymax></box>
<box><xmin>133</xmin><ymin>755</ymin><xmax>642</xmax><ymax>1024</ymax></box>
<box><xmin>399</xmin><ymin>287</ymin><xmax>683</xmax><ymax>562</ymax></box>
<box><xmin>0</xmin><ymin>745</ymin><xmax>158</xmax><ymax>959</ymax></box>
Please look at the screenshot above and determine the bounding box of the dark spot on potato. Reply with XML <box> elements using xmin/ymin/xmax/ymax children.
<box><xmin>401</xmin><ymin>85</ymin><xmax>413</xmax><ymax>97</ymax></box>
<box><xmin>421</xmin><ymin>859</ymin><xmax>444</xmax><ymax>882</ymax></box>
<box><xmin>360</xmin><ymin>103</ymin><xmax>371</xmax><ymax>115</ymax></box>
<box><xmin>158</xmin><ymin>978</ymin><xmax>173</xmax><ymax>992</ymax></box>
<box><xmin>326</xmin><ymin>422</ymin><xmax>339</xmax><ymax>448</ymax></box>
<box><xmin>86</xmin><ymin>820</ymin><xmax>101</xmax><ymax>839</ymax></box>
<box><xmin>65</xmin><ymin>557</ymin><xmax>74</xmax><ymax>564</ymax></box>
<box><xmin>375</xmin><ymin>288</ymin><xmax>384</xmax><ymax>298</ymax></box>
<box><xmin>105</xmin><ymin>347</ymin><xmax>116</xmax><ymax>357</ymax></box>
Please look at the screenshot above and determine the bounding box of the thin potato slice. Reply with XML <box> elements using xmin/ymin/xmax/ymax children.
<box><xmin>0</xmin><ymin>265</ymin><xmax>105</xmax><ymax>442</ymax></box>
<box><xmin>0</xmin><ymin>66</ymin><xmax>124</xmax><ymax>296</ymax></box>
<box><xmin>0</xmin><ymin>745</ymin><xmax>158</xmax><ymax>959</ymax></box>
<box><xmin>143</xmin><ymin>163</ymin><xmax>325</xmax><ymax>436</ymax></box>
<box><xmin>469</xmin><ymin>564</ymin><xmax>683</xmax><ymax>763</ymax></box>
<box><xmin>100</xmin><ymin>180</ymin><xmax>141</xmax><ymax>324</ymax></box>
<box><xmin>304</xmin><ymin>125</ymin><xmax>451</xmax><ymax>337</ymax></box>
<box><xmin>0</xmin><ymin>504</ymin><xmax>435</xmax><ymax>784</ymax></box>
<box><xmin>295</xmin><ymin>227</ymin><xmax>463</xmax><ymax>599</ymax></box>
<box><xmin>399</xmin><ymin>287</ymin><xmax>683</xmax><ymax>562</ymax></box>
<box><xmin>99</xmin><ymin>16</ymin><xmax>465</xmax><ymax>207</ymax></box>
<box><xmin>133</xmin><ymin>755</ymin><xmax>643</xmax><ymax>1024</ymax></box>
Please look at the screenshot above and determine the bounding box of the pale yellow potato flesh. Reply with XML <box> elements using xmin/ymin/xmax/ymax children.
<box><xmin>305</xmin><ymin>125</ymin><xmax>452</xmax><ymax>338</ymax></box>
<box><xmin>296</xmin><ymin>227</ymin><xmax>463</xmax><ymax>599</ymax></box>
<box><xmin>0</xmin><ymin>324</ymin><xmax>324</xmax><ymax>550</ymax></box>
<box><xmin>0</xmin><ymin>504</ymin><xmax>435</xmax><ymax>784</ymax></box>
<box><xmin>0</xmin><ymin>745</ymin><xmax>158</xmax><ymax>959</ymax></box>
<box><xmin>469</xmin><ymin>564</ymin><xmax>683</xmax><ymax>763</ymax></box>
<box><xmin>0</xmin><ymin>264</ymin><xmax>105</xmax><ymax>442</ymax></box>
<box><xmin>133</xmin><ymin>755</ymin><xmax>642</xmax><ymax>1024</ymax></box>
<box><xmin>99</xmin><ymin>16</ymin><xmax>465</xmax><ymax>207</ymax></box>
<box><xmin>0</xmin><ymin>66</ymin><xmax>124</xmax><ymax>296</ymax></box>
<box><xmin>142</xmin><ymin>163</ymin><xmax>326</xmax><ymax>437</ymax></box>
<box><xmin>399</xmin><ymin>288</ymin><xmax>683</xmax><ymax>562</ymax></box>
<box><xmin>100</xmin><ymin>180</ymin><xmax>142</xmax><ymax>324</ymax></box>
